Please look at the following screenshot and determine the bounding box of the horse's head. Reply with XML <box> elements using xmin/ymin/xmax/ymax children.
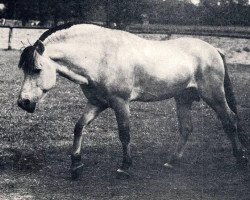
<box><xmin>17</xmin><ymin>40</ymin><xmax>56</xmax><ymax>113</ymax></box>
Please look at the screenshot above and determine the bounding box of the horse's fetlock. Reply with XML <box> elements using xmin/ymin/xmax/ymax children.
<box><xmin>119</xmin><ymin>134</ymin><xmax>130</xmax><ymax>144</ymax></box>
<box><xmin>169</xmin><ymin>155</ymin><xmax>181</xmax><ymax>166</ymax></box>
<box><xmin>223</xmin><ymin>124</ymin><xmax>237</xmax><ymax>135</ymax></box>
<box><xmin>183</xmin><ymin>125</ymin><xmax>193</xmax><ymax>134</ymax></box>
<box><xmin>236</xmin><ymin>155</ymin><xmax>248</xmax><ymax>168</ymax></box>
<box><xmin>71</xmin><ymin>154</ymin><xmax>81</xmax><ymax>165</ymax></box>
<box><xmin>238</xmin><ymin>133</ymin><xmax>250</xmax><ymax>148</ymax></box>
<box><xmin>121</xmin><ymin>158</ymin><xmax>132</xmax><ymax>170</ymax></box>
<box><xmin>71</xmin><ymin>165</ymin><xmax>84</xmax><ymax>180</ymax></box>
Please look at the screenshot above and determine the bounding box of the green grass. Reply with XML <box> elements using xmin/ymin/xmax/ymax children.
<box><xmin>0</xmin><ymin>50</ymin><xmax>249</xmax><ymax>200</ymax></box>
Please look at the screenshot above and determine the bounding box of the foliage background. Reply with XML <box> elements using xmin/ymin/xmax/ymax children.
<box><xmin>1</xmin><ymin>0</ymin><xmax>250</xmax><ymax>27</ymax></box>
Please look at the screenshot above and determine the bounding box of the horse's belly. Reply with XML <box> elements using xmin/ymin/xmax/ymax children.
<box><xmin>130</xmin><ymin>85</ymin><xmax>172</xmax><ymax>102</ymax></box>
<box><xmin>131</xmin><ymin>73</ymin><xmax>192</xmax><ymax>102</ymax></box>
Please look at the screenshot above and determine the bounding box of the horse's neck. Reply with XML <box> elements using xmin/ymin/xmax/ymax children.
<box><xmin>45</xmin><ymin>37</ymin><xmax>104</xmax><ymax>85</ymax></box>
<box><xmin>45</xmin><ymin>44</ymin><xmax>90</xmax><ymax>85</ymax></box>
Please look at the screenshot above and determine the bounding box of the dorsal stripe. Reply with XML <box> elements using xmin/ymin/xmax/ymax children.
<box><xmin>38</xmin><ymin>22</ymin><xmax>107</xmax><ymax>42</ymax></box>
<box><xmin>39</xmin><ymin>22</ymin><xmax>76</xmax><ymax>42</ymax></box>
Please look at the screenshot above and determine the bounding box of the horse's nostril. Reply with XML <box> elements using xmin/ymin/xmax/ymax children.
<box><xmin>17</xmin><ymin>100</ymin><xmax>22</xmax><ymax>108</ymax></box>
<box><xmin>23</xmin><ymin>99</ymin><xmax>30</xmax><ymax>105</ymax></box>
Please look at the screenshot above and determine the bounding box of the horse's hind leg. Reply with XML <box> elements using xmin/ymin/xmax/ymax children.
<box><xmin>164</xmin><ymin>91</ymin><xmax>194</xmax><ymax>168</ymax></box>
<box><xmin>201</xmin><ymin>89</ymin><xmax>248</xmax><ymax>167</ymax></box>
<box><xmin>71</xmin><ymin>101</ymin><xmax>107</xmax><ymax>180</ymax></box>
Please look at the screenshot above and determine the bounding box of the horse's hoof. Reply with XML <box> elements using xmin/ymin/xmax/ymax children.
<box><xmin>116</xmin><ymin>168</ymin><xmax>130</xmax><ymax>180</ymax></box>
<box><xmin>237</xmin><ymin>156</ymin><xmax>248</xmax><ymax>169</ymax></box>
<box><xmin>71</xmin><ymin>163</ymin><xmax>84</xmax><ymax>180</ymax></box>
<box><xmin>164</xmin><ymin>156</ymin><xmax>181</xmax><ymax>169</ymax></box>
<box><xmin>164</xmin><ymin>162</ymin><xmax>174</xmax><ymax>169</ymax></box>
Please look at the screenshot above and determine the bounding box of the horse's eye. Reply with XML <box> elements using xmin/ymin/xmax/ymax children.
<box><xmin>33</xmin><ymin>68</ymin><xmax>41</xmax><ymax>73</ymax></box>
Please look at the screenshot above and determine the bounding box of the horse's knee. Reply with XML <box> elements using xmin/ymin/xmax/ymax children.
<box><xmin>74</xmin><ymin>113</ymin><xmax>94</xmax><ymax>136</ymax></box>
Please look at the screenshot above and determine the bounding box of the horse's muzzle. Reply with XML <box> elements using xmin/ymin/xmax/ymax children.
<box><xmin>17</xmin><ymin>99</ymin><xmax>36</xmax><ymax>113</ymax></box>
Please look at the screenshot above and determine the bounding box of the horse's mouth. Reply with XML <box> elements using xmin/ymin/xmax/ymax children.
<box><xmin>17</xmin><ymin>101</ymin><xmax>36</xmax><ymax>113</ymax></box>
<box><xmin>26</xmin><ymin>106</ymin><xmax>36</xmax><ymax>113</ymax></box>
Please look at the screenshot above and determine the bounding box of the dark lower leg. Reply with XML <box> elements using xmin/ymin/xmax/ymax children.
<box><xmin>237</xmin><ymin>128</ymin><xmax>250</xmax><ymax>151</ymax></box>
<box><xmin>71</xmin><ymin>154</ymin><xmax>83</xmax><ymax>173</ymax></box>
<box><xmin>71</xmin><ymin>102</ymin><xmax>105</xmax><ymax>179</ymax></box>
<box><xmin>169</xmin><ymin>135</ymin><xmax>189</xmax><ymax>166</ymax></box>
<box><xmin>71</xmin><ymin>122</ymin><xmax>84</xmax><ymax>171</ymax></box>
<box><xmin>71</xmin><ymin>121</ymin><xmax>86</xmax><ymax>180</ymax></box>
<box><xmin>223</xmin><ymin>124</ymin><xmax>248</xmax><ymax>166</ymax></box>
<box><xmin>120</xmin><ymin>138</ymin><xmax>132</xmax><ymax>170</ymax></box>
<box><xmin>167</xmin><ymin>97</ymin><xmax>192</xmax><ymax>167</ymax></box>
<box><xmin>112</xmin><ymin>98</ymin><xmax>132</xmax><ymax>172</ymax></box>
<box><xmin>116</xmin><ymin>134</ymin><xmax>132</xmax><ymax>179</ymax></box>
<box><xmin>72</xmin><ymin>122</ymin><xmax>84</xmax><ymax>158</ymax></box>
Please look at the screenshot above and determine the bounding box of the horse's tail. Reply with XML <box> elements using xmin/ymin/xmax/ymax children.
<box><xmin>218</xmin><ymin>49</ymin><xmax>250</xmax><ymax>149</ymax></box>
<box><xmin>217</xmin><ymin>49</ymin><xmax>238</xmax><ymax>115</ymax></box>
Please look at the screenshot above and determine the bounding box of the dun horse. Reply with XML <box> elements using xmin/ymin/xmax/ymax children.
<box><xmin>17</xmin><ymin>23</ymin><xmax>248</xmax><ymax>180</ymax></box>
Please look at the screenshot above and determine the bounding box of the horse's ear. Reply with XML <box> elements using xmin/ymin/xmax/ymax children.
<box><xmin>34</xmin><ymin>40</ymin><xmax>45</xmax><ymax>55</ymax></box>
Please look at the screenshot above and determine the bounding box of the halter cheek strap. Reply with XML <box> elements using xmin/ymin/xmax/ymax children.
<box><xmin>34</xmin><ymin>40</ymin><xmax>45</xmax><ymax>55</ymax></box>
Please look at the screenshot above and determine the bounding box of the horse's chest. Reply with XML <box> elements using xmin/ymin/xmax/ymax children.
<box><xmin>81</xmin><ymin>84</ymin><xmax>110</xmax><ymax>105</ymax></box>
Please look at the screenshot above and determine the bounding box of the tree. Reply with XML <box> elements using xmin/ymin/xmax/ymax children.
<box><xmin>15</xmin><ymin>0</ymin><xmax>39</xmax><ymax>26</ymax></box>
<box><xmin>104</xmin><ymin>0</ymin><xmax>141</xmax><ymax>28</ymax></box>
<box><xmin>3</xmin><ymin>0</ymin><xmax>16</xmax><ymax>19</ymax></box>
<box><xmin>2</xmin><ymin>0</ymin><xmax>249</xmax><ymax>26</ymax></box>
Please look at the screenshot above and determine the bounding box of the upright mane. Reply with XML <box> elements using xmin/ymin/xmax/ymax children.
<box><xmin>38</xmin><ymin>22</ymin><xmax>106</xmax><ymax>43</ymax></box>
<box><xmin>39</xmin><ymin>22</ymin><xmax>77</xmax><ymax>42</ymax></box>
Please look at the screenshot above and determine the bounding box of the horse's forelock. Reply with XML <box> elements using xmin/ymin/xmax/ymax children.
<box><xmin>18</xmin><ymin>46</ymin><xmax>37</xmax><ymax>73</ymax></box>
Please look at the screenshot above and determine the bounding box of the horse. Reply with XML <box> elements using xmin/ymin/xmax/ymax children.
<box><xmin>17</xmin><ymin>23</ymin><xmax>249</xmax><ymax>180</ymax></box>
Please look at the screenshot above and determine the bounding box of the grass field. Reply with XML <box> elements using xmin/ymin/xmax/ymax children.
<box><xmin>0</xmin><ymin>40</ymin><xmax>250</xmax><ymax>199</ymax></box>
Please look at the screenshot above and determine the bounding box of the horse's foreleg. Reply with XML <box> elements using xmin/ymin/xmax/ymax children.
<box><xmin>165</xmin><ymin>96</ymin><xmax>193</xmax><ymax>168</ymax></box>
<box><xmin>111</xmin><ymin>98</ymin><xmax>132</xmax><ymax>179</ymax></box>
<box><xmin>71</xmin><ymin>101</ymin><xmax>106</xmax><ymax>180</ymax></box>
